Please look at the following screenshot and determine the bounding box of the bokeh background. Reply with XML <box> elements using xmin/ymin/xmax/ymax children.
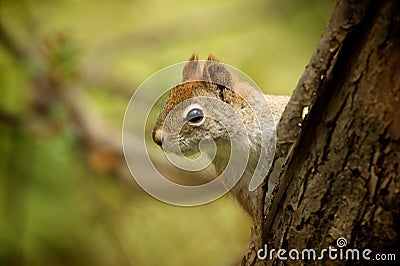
<box><xmin>0</xmin><ymin>0</ymin><xmax>333</xmax><ymax>265</ymax></box>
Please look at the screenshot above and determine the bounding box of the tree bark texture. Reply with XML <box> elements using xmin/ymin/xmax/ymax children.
<box><xmin>245</xmin><ymin>0</ymin><xmax>400</xmax><ymax>265</ymax></box>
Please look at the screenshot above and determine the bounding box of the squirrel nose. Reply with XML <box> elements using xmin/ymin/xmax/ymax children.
<box><xmin>152</xmin><ymin>128</ymin><xmax>163</xmax><ymax>146</ymax></box>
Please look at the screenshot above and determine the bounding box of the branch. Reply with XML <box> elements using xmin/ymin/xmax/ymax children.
<box><xmin>264</xmin><ymin>0</ymin><xmax>374</xmax><ymax>233</ymax></box>
<box><xmin>0</xmin><ymin>19</ymin><xmax>26</xmax><ymax>61</ymax></box>
<box><xmin>276</xmin><ymin>0</ymin><xmax>372</xmax><ymax>158</ymax></box>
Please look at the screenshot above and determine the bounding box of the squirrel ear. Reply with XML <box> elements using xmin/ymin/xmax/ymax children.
<box><xmin>182</xmin><ymin>53</ymin><xmax>202</xmax><ymax>82</ymax></box>
<box><xmin>202</xmin><ymin>54</ymin><xmax>233</xmax><ymax>88</ymax></box>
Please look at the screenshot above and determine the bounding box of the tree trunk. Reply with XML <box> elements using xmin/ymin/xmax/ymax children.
<box><xmin>245</xmin><ymin>0</ymin><xmax>400</xmax><ymax>265</ymax></box>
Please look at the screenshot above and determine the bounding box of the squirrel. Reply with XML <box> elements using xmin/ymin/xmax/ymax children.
<box><xmin>152</xmin><ymin>54</ymin><xmax>289</xmax><ymax>218</ymax></box>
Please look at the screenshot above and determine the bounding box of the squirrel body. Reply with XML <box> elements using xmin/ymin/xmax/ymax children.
<box><xmin>152</xmin><ymin>54</ymin><xmax>289</xmax><ymax>218</ymax></box>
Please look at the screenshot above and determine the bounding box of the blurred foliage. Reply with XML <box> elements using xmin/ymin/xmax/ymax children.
<box><xmin>0</xmin><ymin>0</ymin><xmax>333</xmax><ymax>265</ymax></box>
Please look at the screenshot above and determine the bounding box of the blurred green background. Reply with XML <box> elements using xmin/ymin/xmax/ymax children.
<box><xmin>0</xmin><ymin>0</ymin><xmax>333</xmax><ymax>265</ymax></box>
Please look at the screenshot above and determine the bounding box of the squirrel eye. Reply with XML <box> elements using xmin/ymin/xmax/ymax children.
<box><xmin>185</xmin><ymin>108</ymin><xmax>204</xmax><ymax>125</ymax></box>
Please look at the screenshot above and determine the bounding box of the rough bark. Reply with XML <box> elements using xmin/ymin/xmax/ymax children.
<box><xmin>245</xmin><ymin>0</ymin><xmax>400</xmax><ymax>265</ymax></box>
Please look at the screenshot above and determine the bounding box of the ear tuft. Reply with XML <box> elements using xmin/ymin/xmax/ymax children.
<box><xmin>203</xmin><ymin>55</ymin><xmax>233</xmax><ymax>88</ymax></box>
<box><xmin>189</xmin><ymin>53</ymin><xmax>199</xmax><ymax>61</ymax></box>
<box><xmin>207</xmin><ymin>54</ymin><xmax>220</xmax><ymax>62</ymax></box>
<box><xmin>183</xmin><ymin>53</ymin><xmax>202</xmax><ymax>82</ymax></box>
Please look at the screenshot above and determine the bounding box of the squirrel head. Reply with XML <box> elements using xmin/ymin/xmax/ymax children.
<box><xmin>152</xmin><ymin>53</ymin><xmax>272</xmax><ymax>162</ymax></box>
<box><xmin>152</xmin><ymin>54</ymin><xmax>256</xmax><ymax>156</ymax></box>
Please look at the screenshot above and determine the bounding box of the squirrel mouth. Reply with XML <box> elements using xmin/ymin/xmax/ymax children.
<box><xmin>152</xmin><ymin>128</ymin><xmax>163</xmax><ymax>146</ymax></box>
<box><xmin>153</xmin><ymin>133</ymin><xmax>201</xmax><ymax>158</ymax></box>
